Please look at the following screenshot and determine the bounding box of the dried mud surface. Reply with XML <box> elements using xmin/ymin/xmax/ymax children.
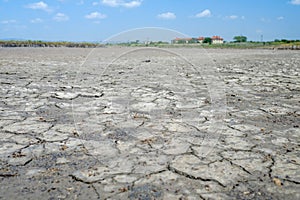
<box><xmin>0</xmin><ymin>47</ymin><xmax>299</xmax><ymax>199</ymax></box>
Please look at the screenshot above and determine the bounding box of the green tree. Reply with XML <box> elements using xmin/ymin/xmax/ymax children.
<box><xmin>203</xmin><ymin>37</ymin><xmax>212</xmax><ymax>44</ymax></box>
<box><xmin>233</xmin><ymin>35</ymin><xmax>247</xmax><ymax>43</ymax></box>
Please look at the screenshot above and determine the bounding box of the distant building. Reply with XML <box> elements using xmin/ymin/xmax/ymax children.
<box><xmin>172</xmin><ymin>37</ymin><xmax>206</xmax><ymax>44</ymax></box>
<box><xmin>211</xmin><ymin>36</ymin><xmax>224</xmax><ymax>44</ymax></box>
<box><xmin>172</xmin><ymin>38</ymin><xmax>196</xmax><ymax>44</ymax></box>
<box><xmin>197</xmin><ymin>37</ymin><xmax>205</xmax><ymax>43</ymax></box>
<box><xmin>172</xmin><ymin>36</ymin><xmax>224</xmax><ymax>44</ymax></box>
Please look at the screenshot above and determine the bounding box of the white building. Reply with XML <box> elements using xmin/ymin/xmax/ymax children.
<box><xmin>211</xmin><ymin>36</ymin><xmax>224</xmax><ymax>44</ymax></box>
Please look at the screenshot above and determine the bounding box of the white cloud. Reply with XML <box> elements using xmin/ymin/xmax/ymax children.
<box><xmin>26</xmin><ymin>1</ymin><xmax>52</xmax><ymax>12</ymax></box>
<box><xmin>290</xmin><ymin>0</ymin><xmax>300</xmax><ymax>5</ymax></box>
<box><xmin>277</xmin><ymin>16</ymin><xmax>284</xmax><ymax>20</ymax></box>
<box><xmin>92</xmin><ymin>1</ymin><xmax>99</xmax><ymax>6</ymax></box>
<box><xmin>122</xmin><ymin>1</ymin><xmax>141</xmax><ymax>8</ymax></box>
<box><xmin>53</xmin><ymin>13</ymin><xmax>69</xmax><ymax>21</ymax></box>
<box><xmin>195</xmin><ymin>9</ymin><xmax>211</xmax><ymax>18</ymax></box>
<box><xmin>85</xmin><ymin>12</ymin><xmax>107</xmax><ymax>19</ymax></box>
<box><xmin>1</xmin><ymin>19</ymin><xmax>17</xmax><ymax>24</ymax></box>
<box><xmin>30</xmin><ymin>18</ymin><xmax>43</xmax><ymax>23</ymax></box>
<box><xmin>157</xmin><ymin>12</ymin><xmax>176</xmax><ymax>20</ymax></box>
<box><xmin>223</xmin><ymin>15</ymin><xmax>245</xmax><ymax>20</ymax></box>
<box><xmin>227</xmin><ymin>15</ymin><xmax>238</xmax><ymax>20</ymax></box>
<box><xmin>102</xmin><ymin>0</ymin><xmax>141</xmax><ymax>8</ymax></box>
<box><xmin>102</xmin><ymin>0</ymin><xmax>118</xmax><ymax>7</ymax></box>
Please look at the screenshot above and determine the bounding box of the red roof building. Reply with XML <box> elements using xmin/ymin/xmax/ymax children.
<box><xmin>172</xmin><ymin>36</ymin><xmax>224</xmax><ymax>44</ymax></box>
<box><xmin>197</xmin><ymin>37</ymin><xmax>205</xmax><ymax>43</ymax></box>
<box><xmin>211</xmin><ymin>36</ymin><xmax>224</xmax><ymax>44</ymax></box>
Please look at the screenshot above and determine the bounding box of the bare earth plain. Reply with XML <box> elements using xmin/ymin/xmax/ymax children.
<box><xmin>0</xmin><ymin>47</ymin><xmax>299</xmax><ymax>199</ymax></box>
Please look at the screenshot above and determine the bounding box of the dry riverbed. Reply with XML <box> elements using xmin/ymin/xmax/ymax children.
<box><xmin>0</xmin><ymin>47</ymin><xmax>299</xmax><ymax>199</ymax></box>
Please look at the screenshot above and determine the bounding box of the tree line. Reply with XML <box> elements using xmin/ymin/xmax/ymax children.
<box><xmin>233</xmin><ymin>36</ymin><xmax>300</xmax><ymax>44</ymax></box>
<box><xmin>0</xmin><ymin>40</ymin><xmax>101</xmax><ymax>48</ymax></box>
<box><xmin>1</xmin><ymin>37</ymin><xmax>299</xmax><ymax>48</ymax></box>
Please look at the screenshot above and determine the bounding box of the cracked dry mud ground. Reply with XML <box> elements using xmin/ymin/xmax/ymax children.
<box><xmin>0</xmin><ymin>47</ymin><xmax>299</xmax><ymax>200</ymax></box>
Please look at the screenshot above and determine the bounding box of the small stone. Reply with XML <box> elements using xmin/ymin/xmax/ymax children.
<box><xmin>273</xmin><ymin>177</ymin><xmax>282</xmax><ymax>186</ymax></box>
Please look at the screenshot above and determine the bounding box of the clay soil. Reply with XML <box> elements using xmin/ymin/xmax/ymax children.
<box><xmin>0</xmin><ymin>47</ymin><xmax>299</xmax><ymax>199</ymax></box>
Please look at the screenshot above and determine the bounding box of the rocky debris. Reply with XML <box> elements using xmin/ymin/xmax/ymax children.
<box><xmin>0</xmin><ymin>48</ymin><xmax>299</xmax><ymax>199</ymax></box>
<box><xmin>129</xmin><ymin>184</ymin><xmax>163</xmax><ymax>199</ymax></box>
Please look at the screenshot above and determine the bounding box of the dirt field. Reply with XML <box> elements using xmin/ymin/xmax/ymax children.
<box><xmin>0</xmin><ymin>47</ymin><xmax>299</xmax><ymax>199</ymax></box>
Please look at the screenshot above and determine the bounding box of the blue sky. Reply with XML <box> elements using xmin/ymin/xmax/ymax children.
<box><xmin>1</xmin><ymin>0</ymin><xmax>300</xmax><ymax>42</ymax></box>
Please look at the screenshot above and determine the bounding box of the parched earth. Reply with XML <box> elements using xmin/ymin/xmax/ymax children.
<box><xmin>0</xmin><ymin>47</ymin><xmax>299</xmax><ymax>199</ymax></box>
